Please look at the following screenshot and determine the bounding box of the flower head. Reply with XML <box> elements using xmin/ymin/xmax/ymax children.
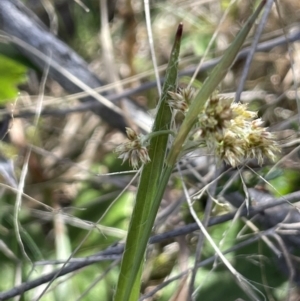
<box><xmin>168</xmin><ymin>87</ymin><xmax>196</xmax><ymax>113</ymax></box>
<box><xmin>215</xmin><ymin>130</ymin><xmax>246</xmax><ymax>167</ymax></box>
<box><xmin>244</xmin><ymin>120</ymin><xmax>280</xmax><ymax>165</ymax></box>
<box><xmin>198</xmin><ymin>93</ymin><xmax>233</xmax><ymax>136</ymax></box>
<box><xmin>115</xmin><ymin>128</ymin><xmax>150</xmax><ymax>169</ymax></box>
<box><xmin>196</xmin><ymin>94</ymin><xmax>280</xmax><ymax>167</ymax></box>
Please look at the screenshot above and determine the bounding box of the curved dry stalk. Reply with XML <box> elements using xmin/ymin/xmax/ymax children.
<box><xmin>144</xmin><ymin>0</ymin><xmax>161</xmax><ymax>96</ymax></box>
<box><xmin>188</xmin><ymin>0</ymin><xmax>238</xmax><ymax>89</ymax></box>
<box><xmin>184</xmin><ymin>165</ymin><xmax>221</xmax><ymax>299</ymax></box>
<box><xmin>180</xmin><ymin>165</ymin><xmax>263</xmax><ymax>300</ymax></box>
<box><xmin>235</xmin><ymin>0</ymin><xmax>275</xmax><ymax>103</ymax></box>
<box><xmin>14</xmin><ymin>51</ymin><xmax>49</xmax><ymax>264</ymax></box>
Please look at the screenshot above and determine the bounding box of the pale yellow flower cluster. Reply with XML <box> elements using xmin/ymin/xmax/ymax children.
<box><xmin>168</xmin><ymin>89</ymin><xmax>280</xmax><ymax>167</ymax></box>
<box><xmin>198</xmin><ymin>94</ymin><xmax>280</xmax><ymax>167</ymax></box>
<box><xmin>116</xmin><ymin>90</ymin><xmax>280</xmax><ymax>169</ymax></box>
<box><xmin>115</xmin><ymin>127</ymin><xmax>150</xmax><ymax>169</ymax></box>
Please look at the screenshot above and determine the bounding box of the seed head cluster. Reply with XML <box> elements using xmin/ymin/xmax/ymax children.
<box><xmin>116</xmin><ymin>90</ymin><xmax>280</xmax><ymax>169</ymax></box>
<box><xmin>168</xmin><ymin>88</ymin><xmax>196</xmax><ymax>113</ymax></box>
<box><xmin>115</xmin><ymin>127</ymin><xmax>150</xmax><ymax>169</ymax></box>
<box><xmin>198</xmin><ymin>94</ymin><xmax>280</xmax><ymax>167</ymax></box>
<box><xmin>168</xmin><ymin>88</ymin><xmax>279</xmax><ymax>167</ymax></box>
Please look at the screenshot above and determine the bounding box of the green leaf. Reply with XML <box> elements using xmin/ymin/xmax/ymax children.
<box><xmin>0</xmin><ymin>55</ymin><xmax>27</xmax><ymax>103</ymax></box>
<box><xmin>113</xmin><ymin>23</ymin><xmax>183</xmax><ymax>301</ymax></box>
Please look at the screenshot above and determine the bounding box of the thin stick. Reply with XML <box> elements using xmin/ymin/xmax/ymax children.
<box><xmin>187</xmin><ymin>166</ymin><xmax>221</xmax><ymax>300</ymax></box>
<box><xmin>144</xmin><ymin>0</ymin><xmax>162</xmax><ymax>96</ymax></box>
<box><xmin>14</xmin><ymin>51</ymin><xmax>50</xmax><ymax>263</ymax></box>
<box><xmin>235</xmin><ymin>0</ymin><xmax>274</xmax><ymax>103</ymax></box>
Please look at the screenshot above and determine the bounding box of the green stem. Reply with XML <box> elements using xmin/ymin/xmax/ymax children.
<box><xmin>141</xmin><ymin>130</ymin><xmax>176</xmax><ymax>145</ymax></box>
<box><xmin>113</xmin><ymin>23</ymin><xmax>183</xmax><ymax>301</ymax></box>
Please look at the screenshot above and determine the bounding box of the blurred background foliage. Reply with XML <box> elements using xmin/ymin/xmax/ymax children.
<box><xmin>0</xmin><ymin>0</ymin><xmax>300</xmax><ymax>300</ymax></box>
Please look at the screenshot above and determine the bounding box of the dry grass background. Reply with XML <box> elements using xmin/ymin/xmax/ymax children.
<box><xmin>1</xmin><ymin>0</ymin><xmax>300</xmax><ymax>300</ymax></box>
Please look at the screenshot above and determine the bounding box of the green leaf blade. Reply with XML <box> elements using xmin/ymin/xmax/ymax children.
<box><xmin>113</xmin><ymin>23</ymin><xmax>183</xmax><ymax>301</ymax></box>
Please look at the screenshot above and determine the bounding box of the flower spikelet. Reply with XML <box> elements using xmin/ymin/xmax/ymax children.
<box><xmin>244</xmin><ymin>119</ymin><xmax>280</xmax><ymax>165</ymax></box>
<box><xmin>198</xmin><ymin>92</ymin><xmax>233</xmax><ymax>136</ymax></box>
<box><xmin>215</xmin><ymin>131</ymin><xmax>246</xmax><ymax>167</ymax></box>
<box><xmin>168</xmin><ymin>87</ymin><xmax>196</xmax><ymax>113</ymax></box>
<box><xmin>197</xmin><ymin>94</ymin><xmax>280</xmax><ymax>167</ymax></box>
<box><xmin>115</xmin><ymin>128</ymin><xmax>150</xmax><ymax>169</ymax></box>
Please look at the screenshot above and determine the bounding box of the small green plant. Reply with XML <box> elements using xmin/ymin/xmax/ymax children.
<box><xmin>113</xmin><ymin>1</ymin><xmax>280</xmax><ymax>301</ymax></box>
